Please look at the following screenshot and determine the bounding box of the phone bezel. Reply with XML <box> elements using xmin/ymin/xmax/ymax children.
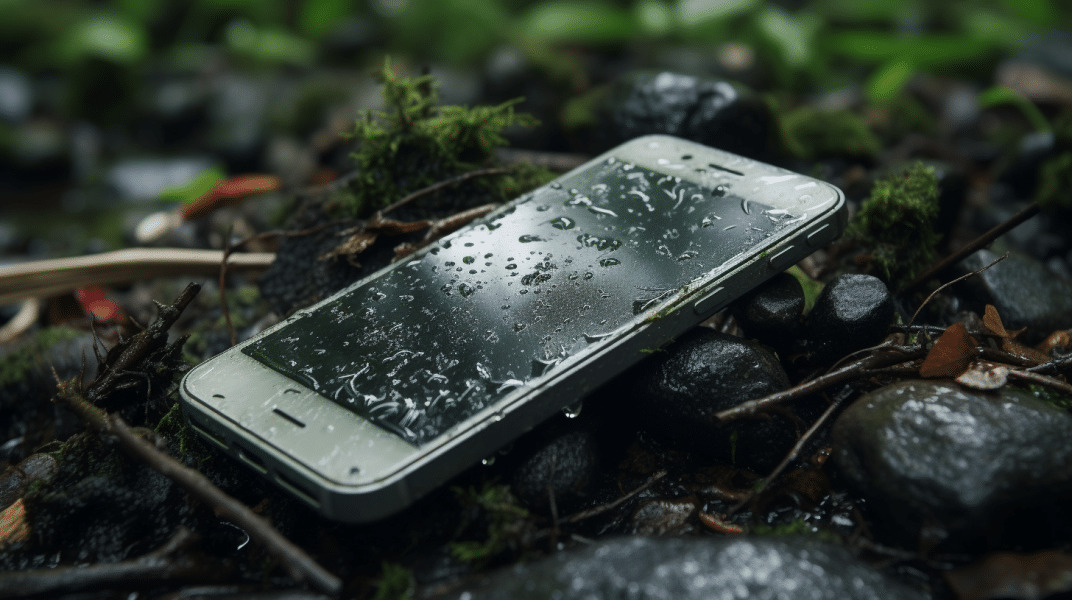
<box><xmin>180</xmin><ymin>134</ymin><xmax>846</xmax><ymax>521</ymax></box>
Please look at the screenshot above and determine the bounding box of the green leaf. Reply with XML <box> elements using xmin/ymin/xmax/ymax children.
<box><xmin>521</xmin><ymin>1</ymin><xmax>638</xmax><ymax>44</ymax></box>
<box><xmin>224</xmin><ymin>19</ymin><xmax>316</xmax><ymax>66</ymax></box>
<box><xmin>156</xmin><ymin>165</ymin><xmax>227</xmax><ymax>204</ymax></box>
<box><xmin>786</xmin><ymin>266</ymin><xmax>823</xmax><ymax>314</ymax></box>
<box><xmin>978</xmin><ymin>86</ymin><xmax>1051</xmax><ymax>133</ymax></box>
<box><xmin>675</xmin><ymin>0</ymin><xmax>759</xmax><ymax>29</ymax></box>
<box><xmin>997</xmin><ymin>0</ymin><xmax>1057</xmax><ymax>27</ymax></box>
<box><xmin>865</xmin><ymin>60</ymin><xmax>916</xmax><ymax>105</ymax></box>
<box><xmin>55</xmin><ymin>14</ymin><xmax>148</xmax><ymax>65</ymax></box>
<box><xmin>298</xmin><ymin>0</ymin><xmax>355</xmax><ymax>38</ymax></box>
<box><xmin>826</xmin><ymin>31</ymin><xmax>994</xmax><ymax>68</ymax></box>
<box><xmin>755</xmin><ymin>7</ymin><xmax>820</xmax><ymax>68</ymax></box>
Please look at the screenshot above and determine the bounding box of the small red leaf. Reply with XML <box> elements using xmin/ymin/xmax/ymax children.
<box><xmin>74</xmin><ymin>286</ymin><xmax>124</xmax><ymax>322</ymax></box>
<box><xmin>920</xmin><ymin>322</ymin><xmax>978</xmax><ymax>378</ymax></box>
<box><xmin>179</xmin><ymin>174</ymin><xmax>281</xmax><ymax>220</ymax></box>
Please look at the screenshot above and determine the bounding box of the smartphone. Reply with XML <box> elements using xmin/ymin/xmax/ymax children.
<box><xmin>180</xmin><ymin>135</ymin><xmax>846</xmax><ymax>522</ymax></box>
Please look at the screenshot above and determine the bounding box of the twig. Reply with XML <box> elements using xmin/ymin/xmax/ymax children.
<box><xmin>714</xmin><ymin>346</ymin><xmax>925</xmax><ymax>422</ymax></box>
<box><xmin>1028</xmin><ymin>355</ymin><xmax>1072</xmax><ymax>376</ymax></box>
<box><xmin>905</xmin><ymin>202</ymin><xmax>1039</xmax><ymax>292</ymax></box>
<box><xmin>0</xmin><ymin>298</ymin><xmax>40</xmax><ymax>343</ymax></box>
<box><xmin>53</xmin><ymin>285</ymin><xmax>342</xmax><ymax>596</ymax></box>
<box><xmin>87</xmin><ymin>283</ymin><xmax>200</xmax><ymax>403</ymax></box>
<box><xmin>219</xmin><ymin>225</ymin><xmax>238</xmax><ymax>347</ymax></box>
<box><xmin>0</xmin><ymin>528</ymin><xmax>229</xmax><ymax>599</ymax></box>
<box><xmin>1008</xmin><ymin>369</ymin><xmax>1072</xmax><ymax>397</ymax></box>
<box><xmin>378</xmin><ymin>167</ymin><xmax>508</xmax><ymax>216</ymax></box>
<box><xmin>907</xmin><ymin>252</ymin><xmax>1008</xmax><ymax>328</ymax></box>
<box><xmin>564</xmin><ymin>470</ymin><xmax>667</xmax><ymax>524</ymax></box>
<box><xmin>726</xmin><ymin>395</ymin><xmax>849</xmax><ymax>517</ymax></box>
<box><xmin>0</xmin><ymin>249</ymin><xmax>274</xmax><ymax>305</ymax></box>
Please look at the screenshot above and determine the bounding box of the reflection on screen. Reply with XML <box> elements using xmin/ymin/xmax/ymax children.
<box><xmin>244</xmin><ymin>158</ymin><xmax>801</xmax><ymax>446</ymax></box>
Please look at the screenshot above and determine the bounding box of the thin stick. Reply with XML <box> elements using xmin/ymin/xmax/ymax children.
<box><xmin>726</xmin><ymin>394</ymin><xmax>848</xmax><ymax>516</ymax></box>
<box><xmin>1028</xmin><ymin>355</ymin><xmax>1072</xmax><ymax>376</ymax></box>
<box><xmin>53</xmin><ymin>392</ymin><xmax>341</xmax><ymax>595</ymax></box>
<box><xmin>378</xmin><ymin>167</ymin><xmax>507</xmax><ymax>216</ymax></box>
<box><xmin>219</xmin><ymin>225</ymin><xmax>238</xmax><ymax>347</ymax></box>
<box><xmin>1008</xmin><ymin>369</ymin><xmax>1072</xmax><ymax>397</ymax></box>
<box><xmin>907</xmin><ymin>252</ymin><xmax>1008</xmax><ymax>328</ymax></box>
<box><xmin>905</xmin><ymin>202</ymin><xmax>1038</xmax><ymax>292</ymax></box>
<box><xmin>714</xmin><ymin>347</ymin><xmax>925</xmax><ymax>422</ymax></box>
<box><xmin>0</xmin><ymin>528</ymin><xmax>229</xmax><ymax>598</ymax></box>
<box><xmin>564</xmin><ymin>470</ymin><xmax>667</xmax><ymax>524</ymax></box>
<box><xmin>0</xmin><ymin>249</ymin><xmax>274</xmax><ymax>305</ymax></box>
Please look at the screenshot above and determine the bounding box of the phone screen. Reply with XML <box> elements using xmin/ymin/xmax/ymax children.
<box><xmin>243</xmin><ymin>157</ymin><xmax>802</xmax><ymax>446</ymax></box>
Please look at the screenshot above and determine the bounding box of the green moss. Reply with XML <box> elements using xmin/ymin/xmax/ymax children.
<box><xmin>752</xmin><ymin>519</ymin><xmax>840</xmax><ymax>543</ymax></box>
<box><xmin>0</xmin><ymin>326</ymin><xmax>83</xmax><ymax>389</ymax></box>
<box><xmin>371</xmin><ymin>562</ymin><xmax>415</xmax><ymax>600</ymax></box>
<box><xmin>780</xmin><ymin>106</ymin><xmax>881</xmax><ymax>160</ymax></box>
<box><xmin>449</xmin><ymin>483</ymin><xmax>530</xmax><ymax>566</ymax></box>
<box><xmin>340</xmin><ymin>60</ymin><xmax>548</xmax><ymax>218</ymax></box>
<box><xmin>848</xmin><ymin>162</ymin><xmax>941</xmax><ymax>289</ymax></box>
<box><xmin>154</xmin><ymin>401</ymin><xmax>211</xmax><ymax>466</ymax></box>
<box><xmin>1022</xmin><ymin>383</ymin><xmax>1072</xmax><ymax>412</ymax></box>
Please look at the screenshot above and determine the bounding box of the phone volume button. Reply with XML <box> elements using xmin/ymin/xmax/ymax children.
<box><xmin>805</xmin><ymin>223</ymin><xmax>833</xmax><ymax>247</ymax></box>
<box><xmin>767</xmin><ymin>246</ymin><xmax>798</xmax><ymax>271</ymax></box>
<box><xmin>693</xmin><ymin>286</ymin><xmax>725</xmax><ymax>315</ymax></box>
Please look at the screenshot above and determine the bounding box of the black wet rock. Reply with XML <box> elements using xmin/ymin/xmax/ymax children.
<box><xmin>733</xmin><ymin>272</ymin><xmax>805</xmax><ymax>351</ymax></box>
<box><xmin>832</xmin><ymin>380</ymin><xmax>1072</xmax><ymax>549</ymax></box>
<box><xmin>955</xmin><ymin>249</ymin><xmax>1072</xmax><ymax>343</ymax></box>
<box><xmin>806</xmin><ymin>274</ymin><xmax>893</xmax><ymax>362</ymax></box>
<box><xmin>448</xmin><ymin>536</ymin><xmax>926</xmax><ymax>600</ymax></box>
<box><xmin>626</xmin><ymin>328</ymin><xmax>793</xmax><ymax>471</ymax></box>
<box><xmin>510</xmin><ymin>429</ymin><xmax>598</xmax><ymax>514</ymax></box>
<box><xmin>0</xmin><ymin>453</ymin><xmax>57</xmax><ymax>509</ymax></box>
<box><xmin>605</xmin><ymin>72</ymin><xmax>772</xmax><ymax>159</ymax></box>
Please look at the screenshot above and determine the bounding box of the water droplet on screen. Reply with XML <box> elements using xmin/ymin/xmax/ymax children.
<box><xmin>513</xmin><ymin>322</ymin><xmax>526</xmax><ymax>332</ymax></box>
<box><xmin>550</xmin><ymin>216</ymin><xmax>576</xmax><ymax>230</ymax></box>
<box><xmin>463</xmin><ymin>256</ymin><xmax>475</xmax><ymax>264</ymax></box>
<box><xmin>459</xmin><ymin>283</ymin><xmax>475</xmax><ymax>297</ymax></box>
<box><xmin>519</xmin><ymin>234</ymin><xmax>542</xmax><ymax>243</ymax></box>
<box><xmin>599</xmin><ymin>258</ymin><xmax>620</xmax><ymax>267</ymax></box>
<box><xmin>583</xmin><ymin>272</ymin><xmax>594</xmax><ymax>280</ymax></box>
<box><xmin>550</xmin><ymin>182</ymin><xmax>562</xmax><ymax>190</ymax></box>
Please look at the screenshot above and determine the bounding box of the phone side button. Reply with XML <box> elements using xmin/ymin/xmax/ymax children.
<box><xmin>767</xmin><ymin>246</ymin><xmax>798</xmax><ymax>270</ymax></box>
<box><xmin>693</xmin><ymin>286</ymin><xmax>725</xmax><ymax>315</ymax></box>
<box><xmin>806</xmin><ymin>223</ymin><xmax>833</xmax><ymax>247</ymax></box>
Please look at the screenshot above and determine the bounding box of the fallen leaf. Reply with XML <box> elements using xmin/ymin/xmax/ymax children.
<box><xmin>955</xmin><ymin>361</ymin><xmax>1009</xmax><ymax>391</ymax></box>
<box><xmin>0</xmin><ymin>498</ymin><xmax>30</xmax><ymax>548</ymax></box>
<box><xmin>1037</xmin><ymin>330</ymin><xmax>1071</xmax><ymax>355</ymax></box>
<box><xmin>945</xmin><ymin>550</ymin><xmax>1072</xmax><ymax>600</ymax></box>
<box><xmin>983</xmin><ymin>304</ymin><xmax>1024</xmax><ymax>339</ymax></box>
<box><xmin>920</xmin><ymin>322</ymin><xmax>978</xmax><ymax>378</ymax></box>
<box><xmin>1001</xmin><ymin>338</ymin><xmax>1052</xmax><ymax>366</ymax></box>
<box><xmin>180</xmin><ymin>174</ymin><xmax>282</xmax><ymax>220</ymax></box>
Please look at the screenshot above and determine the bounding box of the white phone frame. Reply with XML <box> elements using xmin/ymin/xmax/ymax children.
<box><xmin>180</xmin><ymin>135</ymin><xmax>846</xmax><ymax>522</ymax></box>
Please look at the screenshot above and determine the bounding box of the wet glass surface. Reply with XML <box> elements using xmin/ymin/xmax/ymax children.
<box><xmin>244</xmin><ymin>158</ymin><xmax>794</xmax><ymax>446</ymax></box>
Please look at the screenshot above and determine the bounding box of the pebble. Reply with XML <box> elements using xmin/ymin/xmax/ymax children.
<box><xmin>510</xmin><ymin>429</ymin><xmax>598</xmax><ymax>514</ymax></box>
<box><xmin>451</xmin><ymin>536</ymin><xmax>926</xmax><ymax>600</ymax></box>
<box><xmin>606</xmin><ymin>71</ymin><xmax>772</xmax><ymax>159</ymax></box>
<box><xmin>806</xmin><ymin>274</ymin><xmax>893</xmax><ymax>362</ymax></box>
<box><xmin>831</xmin><ymin>380</ymin><xmax>1072</xmax><ymax>549</ymax></box>
<box><xmin>955</xmin><ymin>249</ymin><xmax>1072</xmax><ymax>343</ymax></box>
<box><xmin>626</xmin><ymin>328</ymin><xmax>794</xmax><ymax>471</ymax></box>
<box><xmin>0</xmin><ymin>67</ymin><xmax>32</xmax><ymax>124</ymax></box>
<box><xmin>733</xmin><ymin>272</ymin><xmax>805</xmax><ymax>351</ymax></box>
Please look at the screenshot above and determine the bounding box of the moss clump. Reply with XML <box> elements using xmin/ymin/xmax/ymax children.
<box><xmin>449</xmin><ymin>483</ymin><xmax>531</xmax><ymax>566</ymax></box>
<box><xmin>781</xmin><ymin>107</ymin><xmax>881</xmax><ymax>161</ymax></box>
<box><xmin>0</xmin><ymin>326</ymin><xmax>83</xmax><ymax>390</ymax></box>
<box><xmin>849</xmin><ymin>162</ymin><xmax>941</xmax><ymax>289</ymax></box>
<box><xmin>340</xmin><ymin>61</ymin><xmax>551</xmax><ymax>218</ymax></box>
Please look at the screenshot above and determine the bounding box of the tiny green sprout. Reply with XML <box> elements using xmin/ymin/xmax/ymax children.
<box><xmin>639</xmin><ymin>347</ymin><xmax>667</xmax><ymax>354</ymax></box>
<box><xmin>371</xmin><ymin>562</ymin><xmax>415</xmax><ymax>600</ymax></box>
<box><xmin>780</xmin><ymin>106</ymin><xmax>880</xmax><ymax>161</ymax></box>
<box><xmin>849</xmin><ymin>162</ymin><xmax>941</xmax><ymax>289</ymax></box>
<box><xmin>341</xmin><ymin>60</ymin><xmax>550</xmax><ymax>218</ymax></box>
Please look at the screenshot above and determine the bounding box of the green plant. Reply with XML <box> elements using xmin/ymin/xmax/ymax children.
<box><xmin>849</xmin><ymin>162</ymin><xmax>941</xmax><ymax>288</ymax></box>
<box><xmin>341</xmin><ymin>61</ymin><xmax>549</xmax><ymax>218</ymax></box>
<box><xmin>449</xmin><ymin>483</ymin><xmax>531</xmax><ymax>566</ymax></box>
<box><xmin>371</xmin><ymin>562</ymin><xmax>415</xmax><ymax>600</ymax></box>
